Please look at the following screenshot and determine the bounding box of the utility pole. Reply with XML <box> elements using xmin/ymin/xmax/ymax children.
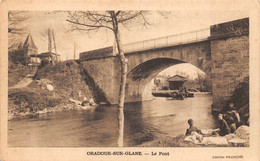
<box><xmin>74</xmin><ymin>42</ymin><xmax>76</xmax><ymax>60</ymax></box>
<box><xmin>47</xmin><ymin>28</ymin><xmax>53</xmax><ymax>64</ymax></box>
<box><xmin>52</xmin><ymin>29</ymin><xmax>58</xmax><ymax>62</ymax></box>
<box><xmin>48</xmin><ymin>28</ymin><xmax>52</xmax><ymax>52</ymax></box>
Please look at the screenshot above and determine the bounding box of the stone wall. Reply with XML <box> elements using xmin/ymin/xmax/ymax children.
<box><xmin>81</xmin><ymin>57</ymin><xmax>121</xmax><ymax>104</ymax></box>
<box><xmin>210</xmin><ymin>18</ymin><xmax>249</xmax><ymax>110</ymax></box>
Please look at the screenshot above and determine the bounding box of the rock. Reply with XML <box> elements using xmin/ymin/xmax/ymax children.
<box><xmin>201</xmin><ymin>129</ymin><xmax>214</xmax><ymax>135</ymax></box>
<box><xmin>68</xmin><ymin>98</ymin><xmax>82</xmax><ymax>105</ymax></box>
<box><xmin>43</xmin><ymin>108</ymin><xmax>48</xmax><ymax>113</ymax></box>
<box><xmin>81</xmin><ymin>105</ymin><xmax>94</xmax><ymax>110</ymax></box>
<box><xmin>81</xmin><ymin>100</ymin><xmax>89</xmax><ymax>106</ymax></box>
<box><xmin>201</xmin><ymin>137</ymin><xmax>229</xmax><ymax>145</ymax></box>
<box><xmin>38</xmin><ymin>108</ymin><xmax>48</xmax><ymax>114</ymax></box>
<box><xmin>8</xmin><ymin>113</ymin><xmax>15</xmax><ymax>120</ymax></box>
<box><xmin>234</xmin><ymin>125</ymin><xmax>249</xmax><ymax>140</ymax></box>
<box><xmin>46</xmin><ymin>84</ymin><xmax>54</xmax><ymax>91</ymax></box>
<box><xmin>228</xmin><ymin>138</ymin><xmax>247</xmax><ymax>144</ymax></box>
<box><xmin>99</xmin><ymin>102</ymin><xmax>107</xmax><ymax>105</ymax></box>
<box><xmin>224</xmin><ymin>133</ymin><xmax>236</xmax><ymax>140</ymax></box>
<box><xmin>89</xmin><ymin>98</ymin><xmax>96</xmax><ymax>106</ymax></box>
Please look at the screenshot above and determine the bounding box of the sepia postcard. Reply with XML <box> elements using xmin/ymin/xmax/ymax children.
<box><xmin>0</xmin><ymin>0</ymin><xmax>260</xmax><ymax>161</ymax></box>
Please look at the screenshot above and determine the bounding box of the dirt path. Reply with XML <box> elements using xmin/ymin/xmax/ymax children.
<box><xmin>9</xmin><ymin>67</ymin><xmax>38</xmax><ymax>89</ymax></box>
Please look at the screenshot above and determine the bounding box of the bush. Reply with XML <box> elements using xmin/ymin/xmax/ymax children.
<box><xmin>33</xmin><ymin>60</ymin><xmax>94</xmax><ymax>101</ymax></box>
<box><xmin>8</xmin><ymin>88</ymin><xmax>62</xmax><ymax>112</ymax></box>
<box><xmin>231</xmin><ymin>77</ymin><xmax>249</xmax><ymax>125</ymax></box>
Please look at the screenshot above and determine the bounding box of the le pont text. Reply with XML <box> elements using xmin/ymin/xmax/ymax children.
<box><xmin>87</xmin><ymin>151</ymin><xmax>142</xmax><ymax>156</ymax></box>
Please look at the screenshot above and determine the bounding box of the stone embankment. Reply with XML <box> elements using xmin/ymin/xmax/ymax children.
<box><xmin>8</xmin><ymin>100</ymin><xmax>96</xmax><ymax>120</ymax></box>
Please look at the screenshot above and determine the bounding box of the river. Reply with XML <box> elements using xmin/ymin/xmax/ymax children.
<box><xmin>8</xmin><ymin>94</ymin><xmax>217</xmax><ymax>147</ymax></box>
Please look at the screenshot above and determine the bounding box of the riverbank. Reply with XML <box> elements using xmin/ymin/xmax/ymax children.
<box><xmin>8</xmin><ymin>60</ymin><xmax>100</xmax><ymax>120</ymax></box>
<box><xmin>8</xmin><ymin>102</ymin><xmax>96</xmax><ymax>121</ymax></box>
<box><xmin>139</xmin><ymin>136</ymin><xmax>248</xmax><ymax>147</ymax></box>
<box><xmin>138</xmin><ymin>124</ymin><xmax>250</xmax><ymax>147</ymax></box>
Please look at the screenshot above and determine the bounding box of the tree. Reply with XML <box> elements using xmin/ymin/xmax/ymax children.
<box><xmin>8</xmin><ymin>11</ymin><xmax>30</xmax><ymax>50</ymax></box>
<box><xmin>66</xmin><ymin>11</ymin><xmax>150</xmax><ymax>147</ymax></box>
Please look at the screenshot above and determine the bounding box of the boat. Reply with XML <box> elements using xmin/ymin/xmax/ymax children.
<box><xmin>152</xmin><ymin>90</ymin><xmax>194</xmax><ymax>100</ymax></box>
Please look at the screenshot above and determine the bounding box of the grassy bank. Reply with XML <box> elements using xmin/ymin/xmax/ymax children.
<box><xmin>8</xmin><ymin>62</ymin><xmax>32</xmax><ymax>87</ymax></box>
<box><xmin>34</xmin><ymin>60</ymin><xmax>93</xmax><ymax>101</ymax></box>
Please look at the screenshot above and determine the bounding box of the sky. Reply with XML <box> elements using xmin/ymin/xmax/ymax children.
<box><xmin>14</xmin><ymin>10</ymin><xmax>248</xmax><ymax>78</ymax></box>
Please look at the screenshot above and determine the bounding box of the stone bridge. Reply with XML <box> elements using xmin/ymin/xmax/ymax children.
<box><xmin>79</xmin><ymin>18</ymin><xmax>249</xmax><ymax>110</ymax></box>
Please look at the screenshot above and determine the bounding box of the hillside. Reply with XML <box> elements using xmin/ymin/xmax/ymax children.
<box><xmin>34</xmin><ymin>60</ymin><xmax>93</xmax><ymax>101</ymax></box>
<box><xmin>8</xmin><ymin>60</ymin><xmax>98</xmax><ymax>120</ymax></box>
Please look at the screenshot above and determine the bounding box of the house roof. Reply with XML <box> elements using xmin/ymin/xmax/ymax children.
<box><xmin>23</xmin><ymin>33</ymin><xmax>38</xmax><ymax>49</ymax></box>
<box><xmin>42</xmin><ymin>52</ymin><xmax>60</xmax><ymax>55</ymax></box>
<box><xmin>167</xmin><ymin>75</ymin><xmax>187</xmax><ymax>82</ymax></box>
<box><xmin>40</xmin><ymin>52</ymin><xmax>60</xmax><ymax>56</ymax></box>
<box><xmin>18</xmin><ymin>42</ymin><xmax>23</xmax><ymax>50</ymax></box>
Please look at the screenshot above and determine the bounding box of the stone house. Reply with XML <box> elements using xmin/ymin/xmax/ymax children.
<box><xmin>36</xmin><ymin>52</ymin><xmax>60</xmax><ymax>65</ymax></box>
<box><xmin>9</xmin><ymin>33</ymin><xmax>38</xmax><ymax>65</ymax></box>
<box><xmin>167</xmin><ymin>75</ymin><xmax>187</xmax><ymax>90</ymax></box>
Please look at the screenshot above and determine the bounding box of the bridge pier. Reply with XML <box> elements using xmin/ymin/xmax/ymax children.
<box><xmin>125</xmin><ymin>83</ymin><xmax>144</xmax><ymax>103</ymax></box>
<box><xmin>81</xmin><ymin>56</ymin><xmax>121</xmax><ymax>104</ymax></box>
<box><xmin>210</xmin><ymin>18</ymin><xmax>249</xmax><ymax>110</ymax></box>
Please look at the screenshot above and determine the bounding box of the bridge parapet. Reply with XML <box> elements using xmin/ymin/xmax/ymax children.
<box><xmin>123</xmin><ymin>28</ymin><xmax>210</xmax><ymax>53</ymax></box>
<box><xmin>80</xmin><ymin>28</ymin><xmax>210</xmax><ymax>61</ymax></box>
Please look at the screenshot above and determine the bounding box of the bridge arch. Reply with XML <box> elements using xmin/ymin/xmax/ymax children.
<box><xmin>125</xmin><ymin>57</ymin><xmax>208</xmax><ymax>102</ymax></box>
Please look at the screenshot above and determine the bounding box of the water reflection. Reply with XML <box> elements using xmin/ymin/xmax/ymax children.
<box><xmin>8</xmin><ymin>94</ymin><xmax>216</xmax><ymax>147</ymax></box>
<box><xmin>124</xmin><ymin>102</ymin><xmax>157</xmax><ymax>146</ymax></box>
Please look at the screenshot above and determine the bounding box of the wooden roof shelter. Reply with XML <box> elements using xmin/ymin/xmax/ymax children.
<box><xmin>167</xmin><ymin>75</ymin><xmax>187</xmax><ymax>82</ymax></box>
